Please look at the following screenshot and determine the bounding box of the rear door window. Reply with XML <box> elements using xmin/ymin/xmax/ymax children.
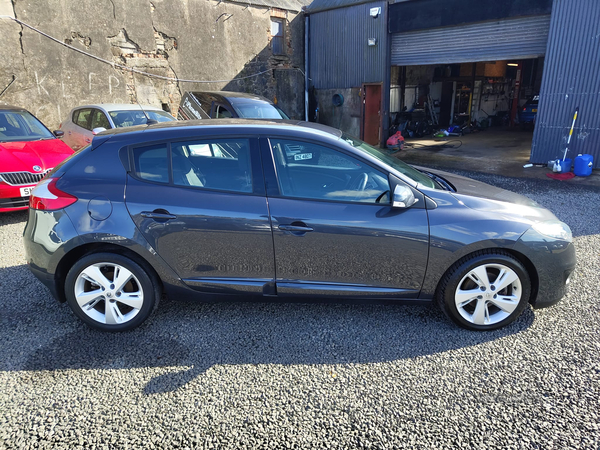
<box><xmin>74</xmin><ymin>109</ymin><xmax>93</xmax><ymax>130</ymax></box>
<box><xmin>132</xmin><ymin>144</ymin><xmax>170</xmax><ymax>184</ymax></box>
<box><xmin>90</xmin><ymin>109</ymin><xmax>111</xmax><ymax>130</ymax></box>
<box><xmin>172</xmin><ymin>139</ymin><xmax>252</xmax><ymax>192</ymax></box>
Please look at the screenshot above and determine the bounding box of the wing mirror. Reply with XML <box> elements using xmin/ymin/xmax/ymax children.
<box><xmin>92</xmin><ymin>127</ymin><xmax>107</xmax><ymax>135</ymax></box>
<box><xmin>53</xmin><ymin>130</ymin><xmax>64</xmax><ymax>137</ymax></box>
<box><xmin>392</xmin><ymin>184</ymin><xmax>418</xmax><ymax>209</ymax></box>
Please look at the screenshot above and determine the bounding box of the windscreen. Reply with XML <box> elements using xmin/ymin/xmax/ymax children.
<box><xmin>0</xmin><ymin>110</ymin><xmax>54</xmax><ymax>142</ymax></box>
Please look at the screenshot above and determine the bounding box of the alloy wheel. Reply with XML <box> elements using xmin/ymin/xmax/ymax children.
<box><xmin>454</xmin><ymin>263</ymin><xmax>522</xmax><ymax>326</ymax></box>
<box><xmin>74</xmin><ymin>262</ymin><xmax>144</xmax><ymax>325</ymax></box>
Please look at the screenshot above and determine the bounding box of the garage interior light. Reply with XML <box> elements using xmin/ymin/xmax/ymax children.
<box><xmin>507</xmin><ymin>63</ymin><xmax>519</xmax><ymax>66</ymax></box>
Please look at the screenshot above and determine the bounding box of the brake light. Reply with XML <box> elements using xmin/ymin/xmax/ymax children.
<box><xmin>523</xmin><ymin>107</ymin><xmax>527</xmax><ymax>111</ymax></box>
<box><xmin>29</xmin><ymin>178</ymin><xmax>77</xmax><ymax>210</ymax></box>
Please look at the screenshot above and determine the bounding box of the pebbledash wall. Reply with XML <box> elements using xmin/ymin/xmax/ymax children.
<box><xmin>0</xmin><ymin>0</ymin><xmax>308</xmax><ymax>128</ymax></box>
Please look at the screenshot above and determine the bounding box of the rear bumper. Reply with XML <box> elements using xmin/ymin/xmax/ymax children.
<box><xmin>514</xmin><ymin>229</ymin><xmax>576</xmax><ymax>308</ymax></box>
<box><xmin>23</xmin><ymin>208</ymin><xmax>82</xmax><ymax>302</ymax></box>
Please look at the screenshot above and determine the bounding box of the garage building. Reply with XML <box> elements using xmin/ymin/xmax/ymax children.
<box><xmin>305</xmin><ymin>0</ymin><xmax>600</xmax><ymax>168</ymax></box>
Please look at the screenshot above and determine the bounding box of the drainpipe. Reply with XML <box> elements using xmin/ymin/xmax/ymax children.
<box><xmin>304</xmin><ymin>14</ymin><xmax>309</xmax><ymax>122</ymax></box>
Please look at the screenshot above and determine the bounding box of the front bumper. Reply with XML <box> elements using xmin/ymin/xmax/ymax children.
<box><xmin>0</xmin><ymin>183</ymin><xmax>33</xmax><ymax>212</ymax></box>
<box><xmin>514</xmin><ymin>228</ymin><xmax>576</xmax><ymax>308</ymax></box>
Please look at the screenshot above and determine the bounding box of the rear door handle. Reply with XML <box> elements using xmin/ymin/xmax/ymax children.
<box><xmin>278</xmin><ymin>224</ymin><xmax>314</xmax><ymax>232</ymax></box>
<box><xmin>141</xmin><ymin>211</ymin><xmax>177</xmax><ymax>221</ymax></box>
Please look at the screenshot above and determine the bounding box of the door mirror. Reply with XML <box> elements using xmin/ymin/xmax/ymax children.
<box><xmin>92</xmin><ymin>127</ymin><xmax>107</xmax><ymax>135</ymax></box>
<box><xmin>53</xmin><ymin>130</ymin><xmax>64</xmax><ymax>137</ymax></box>
<box><xmin>392</xmin><ymin>184</ymin><xmax>418</xmax><ymax>208</ymax></box>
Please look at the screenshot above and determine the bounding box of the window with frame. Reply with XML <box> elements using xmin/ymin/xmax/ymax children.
<box><xmin>90</xmin><ymin>110</ymin><xmax>110</xmax><ymax>130</ymax></box>
<box><xmin>214</xmin><ymin>105</ymin><xmax>233</xmax><ymax>119</ymax></box>
<box><xmin>270</xmin><ymin>139</ymin><xmax>390</xmax><ymax>204</ymax></box>
<box><xmin>270</xmin><ymin>18</ymin><xmax>285</xmax><ymax>55</ymax></box>
<box><xmin>133</xmin><ymin>144</ymin><xmax>169</xmax><ymax>184</ymax></box>
<box><xmin>75</xmin><ymin>109</ymin><xmax>93</xmax><ymax>130</ymax></box>
<box><xmin>172</xmin><ymin>139</ymin><xmax>252</xmax><ymax>192</ymax></box>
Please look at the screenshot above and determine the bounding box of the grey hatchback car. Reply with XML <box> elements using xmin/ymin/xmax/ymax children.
<box><xmin>23</xmin><ymin>120</ymin><xmax>575</xmax><ymax>332</ymax></box>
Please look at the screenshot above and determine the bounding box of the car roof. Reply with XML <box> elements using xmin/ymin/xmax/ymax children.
<box><xmin>189</xmin><ymin>91</ymin><xmax>275</xmax><ymax>105</ymax></box>
<box><xmin>0</xmin><ymin>104</ymin><xmax>28</xmax><ymax>112</ymax></box>
<box><xmin>70</xmin><ymin>104</ymin><xmax>167</xmax><ymax>113</ymax></box>
<box><xmin>95</xmin><ymin>119</ymin><xmax>343</xmax><ymax>140</ymax></box>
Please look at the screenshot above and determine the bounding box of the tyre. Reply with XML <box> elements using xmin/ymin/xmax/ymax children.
<box><xmin>64</xmin><ymin>252</ymin><xmax>160</xmax><ymax>331</ymax></box>
<box><xmin>437</xmin><ymin>251</ymin><xmax>531</xmax><ymax>331</ymax></box>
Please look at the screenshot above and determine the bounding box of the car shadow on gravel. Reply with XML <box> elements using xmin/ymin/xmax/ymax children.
<box><xmin>13</xmin><ymin>294</ymin><xmax>535</xmax><ymax>395</ymax></box>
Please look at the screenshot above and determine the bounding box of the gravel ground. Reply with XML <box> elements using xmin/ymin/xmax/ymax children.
<box><xmin>1</xmin><ymin>173</ymin><xmax>599</xmax><ymax>449</ymax></box>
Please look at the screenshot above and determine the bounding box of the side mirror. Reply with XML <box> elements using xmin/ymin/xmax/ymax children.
<box><xmin>392</xmin><ymin>184</ymin><xmax>418</xmax><ymax>209</ymax></box>
<box><xmin>92</xmin><ymin>127</ymin><xmax>107</xmax><ymax>135</ymax></box>
<box><xmin>53</xmin><ymin>130</ymin><xmax>64</xmax><ymax>137</ymax></box>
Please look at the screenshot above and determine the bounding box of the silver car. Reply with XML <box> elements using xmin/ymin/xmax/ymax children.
<box><xmin>59</xmin><ymin>104</ymin><xmax>176</xmax><ymax>150</ymax></box>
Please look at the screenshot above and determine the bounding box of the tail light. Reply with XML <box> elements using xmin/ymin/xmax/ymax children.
<box><xmin>523</xmin><ymin>107</ymin><xmax>527</xmax><ymax>111</ymax></box>
<box><xmin>29</xmin><ymin>178</ymin><xmax>77</xmax><ymax>211</ymax></box>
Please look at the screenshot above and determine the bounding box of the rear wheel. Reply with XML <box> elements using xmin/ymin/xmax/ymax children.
<box><xmin>64</xmin><ymin>253</ymin><xmax>159</xmax><ymax>331</ymax></box>
<box><xmin>437</xmin><ymin>251</ymin><xmax>531</xmax><ymax>331</ymax></box>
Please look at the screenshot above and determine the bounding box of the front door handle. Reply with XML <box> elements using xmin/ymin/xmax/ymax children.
<box><xmin>278</xmin><ymin>224</ymin><xmax>314</xmax><ymax>233</ymax></box>
<box><xmin>141</xmin><ymin>211</ymin><xmax>177</xmax><ymax>221</ymax></box>
<box><xmin>85</xmin><ymin>137</ymin><xmax>91</xmax><ymax>143</ymax></box>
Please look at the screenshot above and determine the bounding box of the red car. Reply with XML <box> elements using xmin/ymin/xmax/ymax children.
<box><xmin>0</xmin><ymin>105</ymin><xmax>74</xmax><ymax>212</ymax></box>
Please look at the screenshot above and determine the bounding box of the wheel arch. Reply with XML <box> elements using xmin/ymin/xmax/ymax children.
<box><xmin>434</xmin><ymin>247</ymin><xmax>539</xmax><ymax>305</ymax></box>
<box><xmin>54</xmin><ymin>242</ymin><xmax>164</xmax><ymax>303</ymax></box>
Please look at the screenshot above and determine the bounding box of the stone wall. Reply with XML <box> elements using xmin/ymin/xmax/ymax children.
<box><xmin>0</xmin><ymin>0</ymin><xmax>305</xmax><ymax>128</ymax></box>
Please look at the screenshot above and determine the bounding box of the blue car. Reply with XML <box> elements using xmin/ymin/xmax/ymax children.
<box><xmin>519</xmin><ymin>95</ymin><xmax>539</xmax><ymax>125</ymax></box>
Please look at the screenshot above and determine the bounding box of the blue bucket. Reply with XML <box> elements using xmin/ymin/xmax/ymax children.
<box><xmin>559</xmin><ymin>158</ymin><xmax>572</xmax><ymax>173</ymax></box>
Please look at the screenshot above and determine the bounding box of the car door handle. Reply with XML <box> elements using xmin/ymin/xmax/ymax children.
<box><xmin>85</xmin><ymin>138</ymin><xmax>91</xmax><ymax>143</ymax></box>
<box><xmin>141</xmin><ymin>211</ymin><xmax>177</xmax><ymax>221</ymax></box>
<box><xmin>279</xmin><ymin>224</ymin><xmax>314</xmax><ymax>232</ymax></box>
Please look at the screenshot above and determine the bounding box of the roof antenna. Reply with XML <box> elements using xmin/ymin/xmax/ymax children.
<box><xmin>131</xmin><ymin>73</ymin><xmax>158</xmax><ymax>125</ymax></box>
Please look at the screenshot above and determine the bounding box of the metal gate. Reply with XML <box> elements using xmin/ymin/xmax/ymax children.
<box><xmin>391</xmin><ymin>15</ymin><xmax>551</xmax><ymax>66</ymax></box>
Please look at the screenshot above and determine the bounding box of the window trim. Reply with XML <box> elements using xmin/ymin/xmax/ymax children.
<box><xmin>262</xmin><ymin>136</ymin><xmax>392</xmax><ymax>206</ymax></box>
<box><xmin>90</xmin><ymin>109</ymin><xmax>111</xmax><ymax>130</ymax></box>
<box><xmin>127</xmin><ymin>136</ymin><xmax>265</xmax><ymax>196</ymax></box>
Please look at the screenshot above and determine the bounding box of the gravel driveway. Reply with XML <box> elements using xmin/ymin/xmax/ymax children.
<box><xmin>1</xmin><ymin>172</ymin><xmax>599</xmax><ymax>449</ymax></box>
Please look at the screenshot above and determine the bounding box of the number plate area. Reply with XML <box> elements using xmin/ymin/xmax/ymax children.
<box><xmin>19</xmin><ymin>186</ymin><xmax>34</xmax><ymax>197</ymax></box>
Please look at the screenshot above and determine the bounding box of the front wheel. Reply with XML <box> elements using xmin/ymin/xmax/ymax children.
<box><xmin>437</xmin><ymin>251</ymin><xmax>531</xmax><ymax>331</ymax></box>
<box><xmin>64</xmin><ymin>253</ymin><xmax>159</xmax><ymax>331</ymax></box>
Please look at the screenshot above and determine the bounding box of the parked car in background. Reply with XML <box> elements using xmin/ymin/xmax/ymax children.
<box><xmin>24</xmin><ymin>120</ymin><xmax>575</xmax><ymax>332</ymax></box>
<box><xmin>178</xmin><ymin>91</ymin><xmax>289</xmax><ymax>121</ymax></box>
<box><xmin>518</xmin><ymin>95</ymin><xmax>539</xmax><ymax>126</ymax></box>
<box><xmin>0</xmin><ymin>105</ymin><xmax>74</xmax><ymax>212</ymax></box>
<box><xmin>59</xmin><ymin>104</ymin><xmax>176</xmax><ymax>150</ymax></box>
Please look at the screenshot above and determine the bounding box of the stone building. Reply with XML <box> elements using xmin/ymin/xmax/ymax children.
<box><xmin>0</xmin><ymin>0</ymin><xmax>309</xmax><ymax>128</ymax></box>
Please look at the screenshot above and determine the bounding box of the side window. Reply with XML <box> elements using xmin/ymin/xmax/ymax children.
<box><xmin>215</xmin><ymin>105</ymin><xmax>233</xmax><ymax>119</ymax></box>
<box><xmin>75</xmin><ymin>109</ymin><xmax>93</xmax><ymax>130</ymax></box>
<box><xmin>270</xmin><ymin>18</ymin><xmax>285</xmax><ymax>55</ymax></box>
<box><xmin>270</xmin><ymin>139</ymin><xmax>390</xmax><ymax>204</ymax></box>
<box><xmin>90</xmin><ymin>109</ymin><xmax>110</xmax><ymax>130</ymax></box>
<box><xmin>133</xmin><ymin>144</ymin><xmax>169</xmax><ymax>184</ymax></box>
<box><xmin>171</xmin><ymin>139</ymin><xmax>252</xmax><ymax>193</ymax></box>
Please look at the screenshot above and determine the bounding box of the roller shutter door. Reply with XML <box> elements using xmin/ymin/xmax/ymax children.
<box><xmin>391</xmin><ymin>15</ymin><xmax>551</xmax><ymax>66</ymax></box>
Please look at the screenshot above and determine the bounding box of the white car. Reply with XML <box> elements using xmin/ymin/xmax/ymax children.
<box><xmin>59</xmin><ymin>104</ymin><xmax>176</xmax><ymax>150</ymax></box>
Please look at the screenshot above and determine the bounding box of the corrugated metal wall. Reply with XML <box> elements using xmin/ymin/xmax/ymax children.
<box><xmin>308</xmin><ymin>1</ymin><xmax>387</xmax><ymax>89</ymax></box>
<box><xmin>531</xmin><ymin>0</ymin><xmax>600</xmax><ymax>167</ymax></box>
<box><xmin>391</xmin><ymin>16</ymin><xmax>551</xmax><ymax>66</ymax></box>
